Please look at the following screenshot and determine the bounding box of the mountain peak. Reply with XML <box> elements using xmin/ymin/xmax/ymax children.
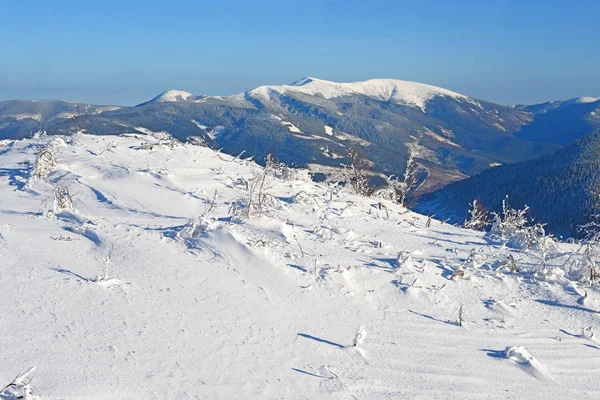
<box><xmin>144</xmin><ymin>90</ymin><xmax>194</xmax><ymax>105</ymax></box>
<box><xmin>248</xmin><ymin>77</ymin><xmax>477</xmax><ymax>112</ymax></box>
<box><xmin>564</xmin><ymin>96</ymin><xmax>600</xmax><ymax>105</ymax></box>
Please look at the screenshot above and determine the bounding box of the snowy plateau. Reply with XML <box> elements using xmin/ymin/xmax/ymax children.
<box><xmin>1</xmin><ymin>133</ymin><xmax>599</xmax><ymax>399</ymax></box>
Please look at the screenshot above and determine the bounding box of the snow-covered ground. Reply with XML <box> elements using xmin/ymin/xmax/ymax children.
<box><xmin>1</xmin><ymin>134</ymin><xmax>599</xmax><ymax>399</ymax></box>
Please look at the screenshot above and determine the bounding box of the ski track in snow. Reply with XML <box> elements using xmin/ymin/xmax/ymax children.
<box><xmin>0</xmin><ymin>134</ymin><xmax>599</xmax><ymax>399</ymax></box>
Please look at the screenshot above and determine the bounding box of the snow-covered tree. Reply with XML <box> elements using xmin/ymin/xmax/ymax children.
<box><xmin>398</xmin><ymin>155</ymin><xmax>420</xmax><ymax>207</ymax></box>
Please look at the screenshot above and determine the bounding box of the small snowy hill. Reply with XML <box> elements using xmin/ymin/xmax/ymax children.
<box><xmin>1</xmin><ymin>133</ymin><xmax>599</xmax><ymax>399</ymax></box>
<box><xmin>247</xmin><ymin>77</ymin><xmax>478</xmax><ymax>112</ymax></box>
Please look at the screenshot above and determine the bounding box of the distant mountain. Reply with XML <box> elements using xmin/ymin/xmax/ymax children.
<box><xmin>415</xmin><ymin>131</ymin><xmax>600</xmax><ymax>239</ymax></box>
<box><xmin>512</xmin><ymin>97</ymin><xmax>600</xmax><ymax>145</ymax></box>
<box><xmin>0</xmin><ymin>100</ymin><xmax>120</xmax><ymax>140</ymax></box>
<box><xmin>0</xmin><ymin>78</ymin><xmax>562</xmax><ymax>191</ymax></box>
<box><xmin>137</xmin><ymin>90</ymin><xmax>202</xmax><ymax>106</ymax></box>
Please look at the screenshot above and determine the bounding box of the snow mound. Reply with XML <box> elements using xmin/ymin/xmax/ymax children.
<box><xmin>246</xmin><ymin>77</ymin><xmax>476</xmax><ymax>111</ymax></box>
<box><xmin>504</xmin><ymin>346</ymin><xmax>555</xmax><ymax>383</ymax></box>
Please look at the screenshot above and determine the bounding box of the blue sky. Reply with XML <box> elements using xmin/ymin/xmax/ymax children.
<box><xmin>1</xmin><ymin>0</ymin><xmax>599</xmax><ymax>105</ymax></box>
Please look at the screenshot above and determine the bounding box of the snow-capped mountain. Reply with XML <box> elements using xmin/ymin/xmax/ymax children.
<box><xmin>245</xmin><ymin>77</ymin><xmax>479</xmax><ymax>112</ymax></box>
<box><xmin>137</xmin><ymin>89</ymin><xmax>199</xmax><ymax>106</ymax></box>
<box><xmin>12</xmin><ymin>78</ymin><xmax>600</xmax><ymax>194</ymax></box>
<box><xmin>1</xmin><ymin>77</ymin><xmax>557</xmax><ymax>194</ymax></box>
<box><xmin>416</xmin><ymin>131</ymin><xmax>600</xmax><ymax>238</ymax></box>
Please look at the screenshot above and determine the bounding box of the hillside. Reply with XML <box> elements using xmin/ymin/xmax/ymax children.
<box><xmin>1</xmin><ymin>133</ymin><xmax>599</xmax><ymax>399</ymax></box>
<box><xmin>416</xmin><ymin>131</ymin><xmax>600</xmax><ymax>238</ymax></box>
<box><xmin>513</xmin><ymin>97</ymin><xmax>600</xmax><ymax>145</ymax></box>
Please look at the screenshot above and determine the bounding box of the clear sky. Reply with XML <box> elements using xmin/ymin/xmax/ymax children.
<box><xmin>1</xmin><ymin>0</ymin><xmax>599</xmax><ymax>106</ymax></box>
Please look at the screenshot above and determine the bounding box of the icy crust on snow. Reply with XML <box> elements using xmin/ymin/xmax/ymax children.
<box><xmin>246</xmin><ymin>77</ymin><xmax>479</xmax><ymax>111</ymax></box>
<box><xmin>0</xmin><ymin>133</ymin><xmax>599</xmax><ymax>399</ymax></box>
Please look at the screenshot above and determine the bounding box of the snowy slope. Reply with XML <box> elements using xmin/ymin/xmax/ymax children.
<box><xmin>246</xmin><ymin>77</ymin><xmax>479</xmax><ymax>112</ymax></box>
<box><xmin>0</xmin><ymin>134</ymin><xmax>599</xmax><ymax>399</ymax></box>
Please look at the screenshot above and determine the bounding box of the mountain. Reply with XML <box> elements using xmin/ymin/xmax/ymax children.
<box><xmin>415</xmin><ymin>131</ymin><xmax>600</xmax><ymax>238</ymax></box>
<box><xmin>512</xmin><ymin>97</ymin><xmax>600</xmax><ymax>145</ymax></box>
<box><xmin>0</xmin><ymin>99</ymin><xmax>121</xmax><ymax>140</ymax></box>
<box><xmin>137</xmin><ymin>89</ymin><xmax>201</xmax><ymax>106</ymax></box>
<box><xmin>0</xmin><ymin>78</ymin><xmax>557</xmax><ymax>193</ymax></box>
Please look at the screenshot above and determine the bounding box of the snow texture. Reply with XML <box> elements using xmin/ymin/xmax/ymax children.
<box><xmin>0</xmin><ymin>133</ymin><xmax>599</xmax><ymax>399</ymax></box>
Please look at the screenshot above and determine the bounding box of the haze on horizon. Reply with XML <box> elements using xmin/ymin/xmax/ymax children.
<box><xmin>2</xmin><ymin>0</ymin><xmax>599</xmax><ymax>106</ymax></box>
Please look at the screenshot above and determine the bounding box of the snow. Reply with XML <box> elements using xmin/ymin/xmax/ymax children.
<box><xmin>246</xmin><ymin>77</ymin><xmax>479</xmax><ymax>112</ymax></box>
<box><xmin>8</xmin><ymin>113</ymin><xmax>42</xmax><ymax>121</ymax></box>
<box><xmin>191</xmin><ymin>119</ymin><xmax>208</xmax><ymax>130</ymax></box>
<box><xmin>1</xmin><ymin>133</ymin><xmax>600</xmax><ymax>399</ymax></box>
<box><xmin>565</xmin><ymin>96</ymin><xmax>600</xmax><ymax>105</ymax></box>
<box><xmin>324</xmin><ymin>125</ymin><xmax>334</xmax><ymax>136</ymax></box>
<box><xmin>281</xmin><ymin>121</ymin><xmax>302</xmax><ymax>133</ymax></box>
<box><xmin>145</xmin><ymin>89</ymin><xmax>194</xmax><ymax>103</ymax></box>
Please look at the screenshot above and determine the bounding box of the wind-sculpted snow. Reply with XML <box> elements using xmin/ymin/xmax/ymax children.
<box><xmin>0</xmin><ymin>133</ymin><xmax>599</xmax><ymax>399</ymax></box>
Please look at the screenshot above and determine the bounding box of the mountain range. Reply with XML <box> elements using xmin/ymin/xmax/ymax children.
<box><xmin>1</xmin><ymin>78</ymin><xmax>599</xmax><ymax>194</ymax></box>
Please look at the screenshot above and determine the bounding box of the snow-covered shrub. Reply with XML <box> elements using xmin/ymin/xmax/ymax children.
<box><xmin>179</xmin><ymin>190</ymin><xmax>221</xmax><ymax>237</ymax></box>
<box><xmin>488</xmin><ymin>197</ymin><xmax>531</xmax><ymax>247</ymax></box>
<box><xmin>29</xmin><ymin>137</ymin><xmax>66</xmax><ymax>182</ymax></box>
<box><xmin>463</xmin><ymin>199</ymin><xmax>490</xmax><ymax>231</ymax></box>
<box><xmin>92</xmin><ymin>243</ymin><xmax>120</xmax><ymax>287</ymax></box>
<box><xmin>69</xmin><ymin>130</ymin><xmax>85</xmax><ymax>146</ymax></box>
<box><xmin>345</xmin><ymin>148</ymin><xmax>372</xmax><ymax>196</ymax></box>
<box><xmin>567</xmin><ymin>242</ymin><xmax>600</xmax><ymax>284</ymax></box>
<box><xmin>525</xmin><ymin>223</ymin><xmax>557</xmax><ymax>270</ymax></box>
<box><xmin>374</xmin><ymin>175</ymin><xmax>402</xmax><ymax>203</ymax></box>
<box><xmin>230</xmin><ymin>167</ymin><xmax>280</xmax><ymax>220</ymax></box>
<box><xmin>265</xmin><ymin>153</ymin><xmax>311</xmax><ymax>182</ymax></box>
<box><xmin>52</xmin><ymin>183</ymin><xmax>75</xmax><ymax>212</ymax></box>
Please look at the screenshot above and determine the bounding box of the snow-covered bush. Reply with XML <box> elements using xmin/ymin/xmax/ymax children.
<box><xmin>463</xmin><ymin>199</ymin><xmax>489</xmax><ymax>231</ymax></box>
<box><xmin>374</xmin><ymin>175</ymin><xmax>403</xmax><ymax>203</ymax></box>
<box><xmin>525</xmin><ymin>223</ymin><xmax>557</xmax><ymax>270</ymax></box>
<box><xmin>29</xmin><ymin>137</ymin><xmax>67</xmax><ymax>182</ymax></box>
<box><xmin>230</xmin><ymin>167</ymin><xmax>280</xmax><ymax>220</ymax></box>
<box><xmin>265</xmin><ymin>153</ymin><xmax>311</xmax><ymax>182</ymax></box>
<box><xmin>179</xmin><ymin>190</ymin><xmax>221</xmax><ymax>237</ymax></box>
<box><xmin>52</xmin><ymin>183</ymin><xmax>75</xmax><ymax>212</ymax></box>
<box><xmin>488</xmin><ymin>197</ymin><xmax>531</xmax><ymax>247</ymax></box>
<box><xmin>345</xmin><ymin>148</ymin><xmax>372</xmax><ymax>196</ymax></box>
<box><xmin>567</xmin><ymin>242</ymin><xmax>600</xmax><ymax>284</ymax></box>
